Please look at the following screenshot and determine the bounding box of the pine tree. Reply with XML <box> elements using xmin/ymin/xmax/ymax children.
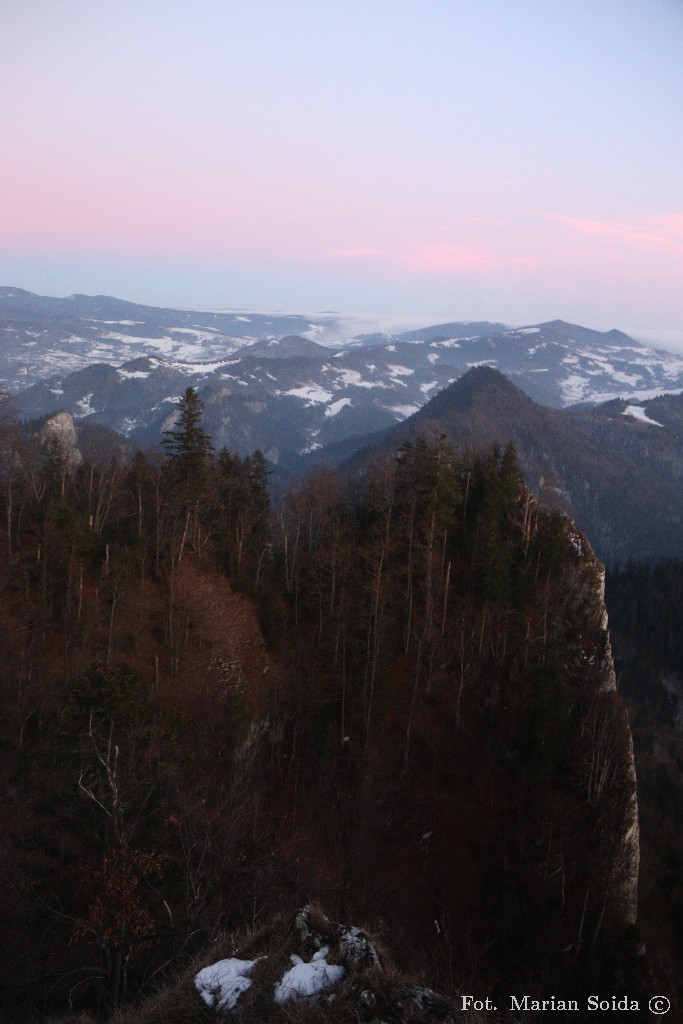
<box><xmin>162</xmin><ymin>387</ymin><xmax>213</xmax><ymax>482</ymax></box>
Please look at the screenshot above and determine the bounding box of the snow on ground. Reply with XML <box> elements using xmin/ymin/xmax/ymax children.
<box><xmin>560</xmin><ymin>374</ymin><xmax>591</xmax><ymax>404</ymax></box>
<box><xmin>101</xmin><ymin>331</ymin><xmax>169</xmax><ymax>345</ymax></box>
<box><xmin>387</xmin><ymin>364</ymin><xmax>414</xmax><ymax>376</ymax></box>
<box><xmin>324</xmin><ymin>366</ymin><xmax>382</xmax><ymax>389</ymax></box>
<box><xmin>166</xmin><ymin>360</ymin><xmax>220</xmax><ymax>375</ymax></box>
<box><xmin>420</xmin><ymin>380</ymin><xmax>440</xmax><ymax>394</ymax></box>
<box><xmin>117</xmin><ymin>368</ymin><xmax>150</xmax><ymax>379</ymax></box>
<box><xmin>75</xmin><ymin>393</ymin><xmax>96</xmax><ymax>416</ymax></box>
<box><xmin>88</xmin><ymin>319</ymin><xmax>143</xmax><ymax>326</ymax></box>
<box><xmin>388</xmin><ymin>404</ymin><xmax>421</xmax><ymax>418</ymax></box>
<box><xmin>170</xmin><ymin>327</ymin><xmax>233</xmax><ymax>341</ymax></box>
<box><xmin>283</xmin><ymin>384</ymin><xmax>334</xmax><ymax>404</ymax></box>
<box><xmin>622</xmin><ymin>405</ymin><xmax>664</xmax><ymax>427</ymax></box>
<box><xmin>273</xmin><ymin>948</ymin><xmax>345</xmax><ymax>1004</ymax></box>
<box><xmin>195</xmin><ymin>956</ymin><xmax>266</xmax><ymax>1012</ymax></box>
<box><xmin>610</xmin><ymin>370</ymin><xmax>645</xmax><ymax>386</ymax></box>
<box><xmin>325</xmin><ymin>397</ymin><xmax>352</xmax><ymax>417</ymax></box>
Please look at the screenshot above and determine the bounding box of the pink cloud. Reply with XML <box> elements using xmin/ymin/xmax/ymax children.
<box><xmin>544</xmin><ymin>212</ymin><xmax>683</xmax><ymax>257</ymax></box>
<box><xmin>405</xmin><ymin>243</ymin><xmax>494</xmax><ymax>273</ymax></box>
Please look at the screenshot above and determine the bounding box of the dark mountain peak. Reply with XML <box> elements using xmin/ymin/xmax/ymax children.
<box><xmin>418</xmin><ymin>365</ymin><xmax>535</xmax><ymax>419</ymax></box>
<box><xmin>245</xmin><ymin>334</ymin><xmax>328</xmax><ymax>360</ymax></box>
<box><xmin>536</xmin><ymin>318</ymin><xmax>576</xmax><ymax>330</ymax></box>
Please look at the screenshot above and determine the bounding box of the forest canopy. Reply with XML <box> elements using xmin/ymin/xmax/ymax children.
<box><xmin>0</xmin><ymin>395</ymin><xmax>651</xmax><ymax>1021</ymax></box>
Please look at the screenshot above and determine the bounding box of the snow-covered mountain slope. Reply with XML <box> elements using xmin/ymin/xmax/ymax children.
<box><xmin>6</xmin><ymin>289</ymin><xmax>683</xmax><ymax>477</ymax></box>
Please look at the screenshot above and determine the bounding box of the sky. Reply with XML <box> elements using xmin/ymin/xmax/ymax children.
<box><xmin>1</xmin><ymin>0</ymin><xmax>682</xmax><ymax>339</ymax></box>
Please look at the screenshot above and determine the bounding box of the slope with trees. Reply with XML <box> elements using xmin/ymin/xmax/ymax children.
<box><xmin>0</xmin><ymin>393</ymin><xmax>649</xmax><ymax>1021</ymax></box>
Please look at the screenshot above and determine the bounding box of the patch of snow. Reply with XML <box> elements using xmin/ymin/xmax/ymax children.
<box><xmin>386</xmin><ymin>344</ymin><xmax>396</xmax><ymax>352</ymax></box>
<box><xmin>89</xmin><ymin>319</ymin><xmax>144</xmax><ymax>326</ymax></box>
<box><xmin>427</xmin><ymin>352</ymin><xmax>439</xmax><ymax>364</ymax></box>
<box><xmin>622</xmin><ymin>405</ymin><xmax>664</xmax><ymax>427</ymax></box>
<box><xmin>75</xmin><ymin>393</ymin><xmax>96</xmax><ymax>416</ymax></box>
<box><xmin>560</xmin><ymin>374</ymin><xmax>590</xmax><ymax>404</ymax></box>
<box><xmin>101</xmin><ymin>331</ymin><xmax>167</xmax><ymax>344</ymax></box>
<box><xmin>388</xmin><ymin>404</ymin><xmax>420</xmax><ymax>418</ymax></box>
<box><xmin>610</xmin><ymin>370</ymin><xmax>644</xmax><ymax>387</ymax></box>
<box><xmin>165</xmin><ymin>361</ymin><xmax>214</xmax><ymax>374</ymax></box>
<box><xmin>274</xmin><ymin>947</ymin><xmax>344</xmax><ymax>1004</ymax></box>
<box><xmin>387</xmin><ymin>364</ymin><xmax>414</xmax><ymax>377</ymax></box>
<box><xmin>505</xmin><ymin>326</ymin><xmax>540</xmax><ymax>335</ymax></box>
<box><xmin>117</xmin><ymin>368</ymin><xmax>150</xmax><ymax>379</ymax></box>
<box><xmin>324</xmin><ymin>366</ymin><xmax>381</xmax><ymax>389</ymax></box>
<box><xmin>235</xmin><ymin>316</ymin><xmax>251</xmax><ymax>322</ymax></box>
<box><xmin>325</xmin><ymin>397</ymin><xmax>352</xmax><ymax>417</ymax></box>
<box><xmin>283</xmin><ymin>384</ymin><xmax>334</xmax><ymax>405</ymax></box>
<box><xmin>195</xmin><ymin>956</ymin><xmax>266</xmax><ymax>1012</ymax></box>
<box><xmin>420</xmin><ymin>380</ymin><xmax>440</xmax><ymax>395</ymax></box>
<box><xmin>171</xmin><ymin>327</ymin><xmax>231</xmax><ymax>341</ymax></box>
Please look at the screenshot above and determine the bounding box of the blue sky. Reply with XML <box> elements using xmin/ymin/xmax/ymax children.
<box><xmin>1</xmin><ymin>0</ymin><xmax>682</xmax><ymax>337</ymax></box>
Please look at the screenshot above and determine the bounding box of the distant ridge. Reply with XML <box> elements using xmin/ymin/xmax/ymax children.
<box><xmin>342</xmin><ymin>365</ymin><xmax>683</xmax><ymax>563</ymax></box>
<box><xmin>244</xmin><ymin>335</ymin><xmax>330</xmax><ymax>360</ymax></box>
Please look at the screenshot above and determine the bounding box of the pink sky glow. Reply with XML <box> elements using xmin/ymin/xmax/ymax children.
<box><xmin>1</xmin><ymin>1</ymin><xmax>681</xmax><ymax>334</ymax></box>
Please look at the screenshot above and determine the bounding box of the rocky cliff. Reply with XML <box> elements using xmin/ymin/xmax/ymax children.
<box><xmin>560</xmin><ymin>526</ymin><xmax>640</xmax><ymax>928</ymax></box>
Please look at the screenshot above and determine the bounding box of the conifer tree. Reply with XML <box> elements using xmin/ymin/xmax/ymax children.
<box><xmin>162</xmin><ymin>387</ymin><xmax>213</xmax><ymax>481</ymax></box>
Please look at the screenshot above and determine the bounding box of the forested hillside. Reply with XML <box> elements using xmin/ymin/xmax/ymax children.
<box><xmin>0</xmin><ymin>391</ymin><xmax>648</xmax><ymax>1021</ymax></box>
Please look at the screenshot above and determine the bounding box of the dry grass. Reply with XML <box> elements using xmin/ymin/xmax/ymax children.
<box><xmin>107</xmin><ymin>906</ymin><xmax>491</xmax><ymax>1024</ymax></box>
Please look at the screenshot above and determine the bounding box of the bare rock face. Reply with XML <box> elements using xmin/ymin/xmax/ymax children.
<box><xmin>562</xmin><ymin>525</ymin><xmax>640</xmax><ymax>928</ymax></box>
<box><xmin>40</xmin><ymin>411</ymin><xmax>82</xmax><ymax>467</ymax></box>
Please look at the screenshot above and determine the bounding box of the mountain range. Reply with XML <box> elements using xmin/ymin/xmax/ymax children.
<box><xmin>5</xmin><ymin>287</ymin><xmax>683</xmax><ymax>562</ymax></box>
<box><xmin>341</xmin><ymin>366</ymin><xmax>683</xmax><ymax>564</ymax></box>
